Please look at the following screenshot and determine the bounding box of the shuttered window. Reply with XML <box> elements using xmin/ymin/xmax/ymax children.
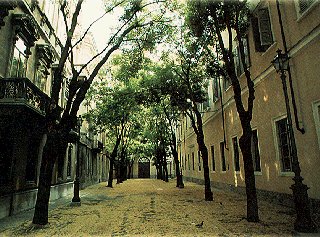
<box><xmin>251</xmin><ymin>7</ymin><xmax>273</xmax><ymax>52</ymax></box>
<box><xmin>298</xmin><ymin>0</ymin><xmax>316</xmax><ymax>14</ymax></box>
<box><xmin>234</xmin><ymin>36</ymin><xmax>250</xmax><ymax>77</ymax></box>
<box><xmin>258</xmin><ymin>8</ymin><xmax>273</xmax><ymax>46</ymax></box>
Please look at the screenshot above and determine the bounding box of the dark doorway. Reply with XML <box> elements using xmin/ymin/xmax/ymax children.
<box><xmin>138</xmin><ymin>158</ymin><xmax>150</xmax><ymax>178</ymax></box>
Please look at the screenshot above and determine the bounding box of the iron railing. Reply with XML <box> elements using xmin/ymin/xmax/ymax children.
<box><xmin>0</xmin><ymin>77</ymin><xmax>50</xmax><ymax>115</ymax></box>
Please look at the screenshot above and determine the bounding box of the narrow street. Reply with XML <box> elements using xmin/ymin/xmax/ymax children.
<box><xmin>0</xmin><ymin>179</ymin><xmax>318</xmax><ymax>237</ymax></box>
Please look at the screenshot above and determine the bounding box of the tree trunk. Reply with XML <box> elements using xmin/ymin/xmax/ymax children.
<box><xmin>199</xmin><ymin>143</ymin><xmax>213</xmax><ymax>201</ymax></box>
<box><xmin>107</xmin><ymin>136</ymin><xmax>121</xmax><ymax>187</ymax></box>
<box><xmin>172</xmin><ymin>147</ymin><xmax>184</xmax><ymax>188</ymax></box>
<box><xmin>107</xmin><ymin>158</ymin><xmax>114</xmax><ymax>187</ymax></box>
<box><xmin>32</xmin><ymin>132</ymin><xmax>67</xmax><ymax>225</ymax></box>
<box><xmin>128</xmin><ymin>161</ymin><xmax>133</xmax><ymax>179</ymax></box>
<box><xmin>163</xmin><ymin>155</ymin><xmax>169</xmax><ymax>182</ymax></box>
<box><xmin>239</xmin><ymin>123</ymin><xmax>259</xmax><ymax>222</ymax></box>
<box><xmin>193</xmin><ymin>109</ymin><xmax>213</xmax><ymax>201</ymax></box>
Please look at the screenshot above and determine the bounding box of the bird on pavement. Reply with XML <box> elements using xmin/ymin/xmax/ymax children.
<box><xmin>195</xmin><ymin>221</ymin><xmax>204</xmax><ymax>228</ymax></box>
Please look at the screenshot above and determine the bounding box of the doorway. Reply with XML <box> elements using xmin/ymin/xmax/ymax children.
<box><xmin>138</xmin><ymin>158</ymin><xmax>150</xmax><ymax>178</ymax></box>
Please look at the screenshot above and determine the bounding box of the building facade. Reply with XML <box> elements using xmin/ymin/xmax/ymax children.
<box><xmin>176</xmin><ymin>0</ymin><xmax>320</xmax><ymax>209</ymax></box>
<box><xmin>0</xmin><ymin>0</ymin><xmax>105</xmax><ymax>219</ymax></box>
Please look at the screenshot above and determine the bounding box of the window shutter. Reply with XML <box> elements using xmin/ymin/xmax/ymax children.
<box><xmin>258</xmin><ymin>8</ymin><xmax>273</xmax><ymax>47</ymax></box>
<box><xmin>251</xmin><ymin>16</ymin><xmax>263</xmax><ymax>52</ymax></box>
<box><xmin>299</xmin><ymin>0</ymin><xmax>315</xmax><ymax>13</ymax></box>
<box><xmin>242</xmin><ymin>36</ymin><xmax>250</xmax><ymax>67</ymax></box>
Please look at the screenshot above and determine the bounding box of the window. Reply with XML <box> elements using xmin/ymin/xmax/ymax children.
<box><xmin>188</xmin><ymin>154</ymin><xmax>190</xmax><ymax>170</ymax></box>
<box><xmin>313</xmin><ymin>101</ymin><xmax>320</xmax><ymax>149</ymax></box>
<box><xmin>232</xmin><ymin>137</ymin><xmax>240</xmax><ymax>172</ymax></box>
<box><xmin>252</xmin><ymin>7</ymin><xmax>273</xmax><ymax>52</ymax></box>
<box><xmin>224</xmin><ymin>76</ymin><xmax>232</xmax><ymax>90</ymax></box>
<box><xmin>212</xmin><ymin>77</ymin><xmax>221</xmax><ymax>102</ymax></box>
<box><xmin>181</xmin><ymin>155</ymin><xmax>184</xmax><ymax>170</ymax></box>
<box><xmin>234</xmin><ymin>36</ymin><xmax>250</xmax><ymax>77</ymax></box>
<box><xmin>185</xmin><ymin>155</ymin><xmax>187</xmax><ymax>170</ymax></box>
<box><xmin>251</xmin><ymin>130</ymin><xmax>261</xmax><ymax>172</ymax></box>
<box><xmin>198</xmin><ymin>150</ymin><xmax>201</xmax><ymax>171</ymax></box>
<box><xmin>211</xmin><ymin>145</ymin><xmax>215</xmax><ymax>171</ymax></box>
<box><xmin>298</xmin><ymin>0</ymin><xmax>316</xmax><ymax>14</ymax></box>
<box><xmin>57</xmin><ymin>153</ymin><xmax>64</xmax><ymax>180</ymax></box>
<box><xmin>276</xmin><ymin>118</ymin><xmax>293</xmax><ymax>172</ymax></box>
<box><xmin>10</xmin><ymin>37</ymin><xmax>27</xmax><ymax>77</ymax></box>
<box><xmin>35</xmin><ymin>44</ymin><xmax>54</xmax><ymax>94</ymax></box>
<box><xmin>67</xmin><ymin>145</ymin><xmax>72</xmax><ymax>178</ymax></box>
<box><xmin>192</xmin><ymin>152</ymin><xmax>195</xmax><ymax>170</ymax></box>
<box><xmin>220</xmin><ymin>142</ymin><xmax>227</xmax><ymax>171</ymax></box>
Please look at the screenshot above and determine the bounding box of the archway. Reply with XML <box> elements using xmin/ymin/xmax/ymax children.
<box><xmin>138</xmin><ymin>157</ymin><xmax>150</xmax><ymax>178</ymax></box>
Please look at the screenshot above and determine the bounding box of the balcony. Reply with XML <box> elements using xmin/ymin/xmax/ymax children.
<box><xmin>0</xmin><ymin>77</ymin><xmax>50</xmax><ymax>116</ymax></box>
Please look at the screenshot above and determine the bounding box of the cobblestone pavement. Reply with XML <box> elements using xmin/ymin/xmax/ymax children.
<box><xmin>0</xmin><ymin>179</ymin><xmax>319</xmax><ymax>237</ymax></box>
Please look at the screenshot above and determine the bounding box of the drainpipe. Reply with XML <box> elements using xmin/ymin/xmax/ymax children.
<box><xmin>276</xmin><ymin>0</ymin><xmax>305</xmax><ymax>134</ymax></box>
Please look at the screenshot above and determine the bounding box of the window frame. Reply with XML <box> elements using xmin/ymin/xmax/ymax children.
<box><xmin>232</xmin><ymin>136</ymin><xmax>241</xmax><ymax>173</ymax></box>
<box><xmin>220</xmin><ymin>141</ymin><xmax>227</xmax><ymax>172</ymax></box>
<box><xmin>251</xmin><ymin>5</ymin><xmax>274</xmax><ymax>52</ymax></box>
<box><xmin>210</xmin><ymin>145</ymin><xmax>216</xmax><ymax>172</ymax></box>
<box><xmin>273</xmin><ymin>116</ymin><xmax>294</xmax><ymax>175</ymax></box>
<box><xmin>233</xmin><ymin>36</ymin><xmax>251</xmax><ymax>77</ymax></box>
<box><xmin>251</xmin><ymin>129</ymin><xmax>262</xmax><ymax>174</ymax></box>
<box><xmin>312</xmin><ymin>100</ymin><xmax>320</xmax><ymax>150</ymax></box>
<box><xmin>198</xmin><ymin>150</ymin><xmax>202</xmax><ymax>172</ymax></box>
<box><xmin>10</xmin><ymin>37</ymin><xmax>28</xmax><ymax>78</ymax></box>
<box><xmin>295</xmin><ymin>0</ymin><xmax>319</xmax><ymax>20</ymax></box>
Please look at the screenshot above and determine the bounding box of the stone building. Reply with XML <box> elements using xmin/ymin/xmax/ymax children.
<box><xmin>176</xmin><ymin>0</ymin><xmax>320</xmax><ymax>209</ymax></box>
<box><xmin>0</xmin><ymin>0</ymin><xmax>104</xmax><ymax>219</ymax></box>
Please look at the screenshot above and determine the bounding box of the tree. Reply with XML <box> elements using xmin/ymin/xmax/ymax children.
<box><xmin>185</xmin><ymin>0</ymin><xmax>259</xmax><ymax>222</ymax></box>
<box><xmin>33</xmin><ymin>0</ymin><xmax>174</xmax><ymax>225</ymax></box>
<box><xmin>88</xmin><ymin>84</ymin><xmax>141</xmax><ymax>187</ymax></box>
<box><xmin>138</xmin><ymin>62</ymin><xmax>184</xmax><ymax>187</ymax></box>
<box><xmin>148</xmin><ymin>40</ymin><xmax>214</xmax><ymax>200</ymax></box>
<box><xmin>170</xmin><ymin>46</ymin><xmax>214</xmax><ymax>201</ymax></box>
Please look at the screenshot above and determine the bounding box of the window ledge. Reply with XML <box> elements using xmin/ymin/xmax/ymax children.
<box><xmin>296</xmin><ymin>1</ymin><xmax>320</xmax><ymax>23</ymax></box>
<box><xmin>221</xmin><ymin>171</ymin><xmax>227</xmax><ymax>174</ymax></box>
<box><xmin>254</xmin><ymin>171</ymin><xmax>262</xmax><ymax>176</ymax></box>
<box><xmin>279</xmin><ymin>171</ymin><xmax>295</xmax><ymax>177</ymax></box>
<box><xmin>261</xmin><ymin>41</ymin><xmax>278</xmax><ymax>57</ymax></box>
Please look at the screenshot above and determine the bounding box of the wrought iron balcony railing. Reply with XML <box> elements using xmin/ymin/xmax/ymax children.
<box><xmin>0</xmin><ymin>77</ymin><xmax>50</xmax><ymax>116</ymax></box>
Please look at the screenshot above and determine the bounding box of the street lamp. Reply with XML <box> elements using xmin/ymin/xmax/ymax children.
<box><xmin>272</xmin><ymin>49</ymin><xmax>317</xmax><ymax>233</ymax></box>
<box><xmin>71</xmin><ymin>115</ymin><xmax>83</xmax><ymax>205</ymax></box>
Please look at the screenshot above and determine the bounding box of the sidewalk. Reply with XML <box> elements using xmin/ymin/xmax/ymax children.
<box><xmin>0</xmin><ymin>179</ymin><xmax>318</xmax><ymax>236</ymax></box>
